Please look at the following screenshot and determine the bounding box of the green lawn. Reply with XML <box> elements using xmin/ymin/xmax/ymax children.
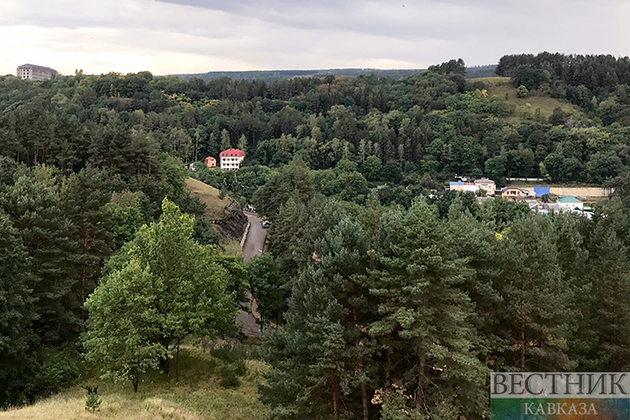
<box><xmin>0</xmin><ymin>345</ymin><xmax>269</xmax><ymax>420</ymax></box>
<box><xmin>185</xmin><ymin>177</ymin><xmax>232</xmax><ymax>220</ymax></box>
<box><xmin>473</xmin><ymin>77</ymin><xmax>584</xmax><ymax>120</ymax></box>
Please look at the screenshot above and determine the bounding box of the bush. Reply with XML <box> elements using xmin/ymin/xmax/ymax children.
<box><xmin>220</xmin><ymin>367</ymin><xmax>241</xmax><ymax>388</ymax></box>
<box><xmin>210</xmin><ymin>342</ymin><xmax>249</xmax><ymax>364</ymax></box>
<box><xmin>36</xmin><ymin>347</ymin><xmax>84</xmax><ymax>397</ymax></box>
<box><xmin>516</xmin><ymin>85</ymin><xmax>529</xmax><ymax>98</ymax></box>
<box><xmin>85</xmin><ymin>393</ymin><xmax>102</xmax><ymax>411</ymax></box>
<box><xmin>233</xmin><ymin>359</ymin><xmax>247</xmax><ymax>376</ymax></box>
<box><xmin>211</xmin><ymin>341</ymin><xmax>249</xmax><ymax>384</ymax></box>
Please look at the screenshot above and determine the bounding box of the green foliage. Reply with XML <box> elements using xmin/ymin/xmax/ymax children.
<box><xmin>0</xmin><ymin>211</ymin><xmax>37</xmax><ymax>408</ymax></box>
<box><xmin>61</xmin><ymin>166</ymin><xmax>115</xmax><ymax>314</ymax></box>
<box><xmin>246</xmin><ymin>253</ymin><xmax>287</xmax><ymax>326</ymax></box>
<box><xmin>36</xmin><ymin>346</ymin><xmax>84</xmax><ymax>396</ymax></box>
<box><xmin>220</xmin><ymin>367</ymin><xmax>241</xmax><ymax>388</ymax></box>
<box><xmin>85</xmin><ymin>392</ymin><xmax>102</xmax><ymax>411</ymax></box>
<box><xmin>83</xmin><ymin>199</ymin><xmax>238</xmax><ymax>391</ymax></box>
<box><xmin>516</xmin><ymin>84</ymin><xmax>529</xmax><ymax>98</ymax></box>
<box><xmin>252</xmin><ymin>158</ymin><xmax>314</xmax><ymax>217</ymax></box>
<box><xmin>104</xmin><ymin>202</ymin><xmax>145</xmax><ymax>248</ymax></box>
<box><xmin>192</xmin><ymin>216</ymin><xmax>222</xmax><ymax>246</ymax></box>
<box><xmin>0</xmin><ymin>173</ymin><xmax>80</xmax><ymax>344</ymax></box>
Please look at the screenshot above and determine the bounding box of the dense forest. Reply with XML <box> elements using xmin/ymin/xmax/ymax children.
<box><xmin>3</xmin><ymin>55</ymin><xmax>630</xmax><ymax>419</ymax></box>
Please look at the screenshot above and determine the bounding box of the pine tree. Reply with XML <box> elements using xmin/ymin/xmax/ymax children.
<box><xmin>261</xmin><ymin>218</ymin><xmax>377</xmax><ymax>420</ymax></box>
<box><xmin>237</xmin><ymin>134</ymin><xmax>248</xmax><ymax>152</ymax></box>
<box><xmin>61</xmin><ymin>167</ymin><xmax>114</xmax><ymax>318</ymax></box>
<box><xmin>589</xmin><ymin>209</ymin><xmax>630</xmax><ymax>370</ymax></box>
<box><xmin>220</xmin><ymin>128</ymin><xmax>231</xmax><ymax>151</ymax></box>
<box><xmin>367</xmin><ymin>199</ymin><xmax>487</xmax><ymax>418</ymax></box>
<box><xmin>0</xmin><ymin>174</ymin><xmax>80</xmax><ymax>344</ymax></box>
<box><xmin>0</xmin><ymin>211</ymin><xmax>37</xmax><ymax>407</ymax></box>
<box><xmin>494</xmin><ymin>215</ymin><xmax>575</xmax><ymax>372</ymax></box>
<box><xmin>552</xmin><ymin>212</ymin><xmax>594</xmax><ymax>369</ymax></box>
<box><xmin>443</xmin><ymin>197</ymin><xmax>504</xmax><ymax>367</ymax></box>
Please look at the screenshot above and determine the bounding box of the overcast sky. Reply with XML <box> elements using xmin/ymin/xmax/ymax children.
<box><xmin>1</xmin><ymin>0</ymin><xmax>628</xmax><ymax>76</ymax></box>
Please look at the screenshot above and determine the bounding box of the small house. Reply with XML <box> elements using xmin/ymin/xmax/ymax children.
<box><xmin>501</xmin><ymin>186</ymin><xmax>528</xmax><ymax>202</ymax></box>
<box><xmin>557</xmin><ymin>196</ymin><xmax>584</xmax><ymax>211</ymax></box>
<box><xmin>204</xmin><ymin>156</ymin><xmax>217</xmax><ymax>168</ymax></box>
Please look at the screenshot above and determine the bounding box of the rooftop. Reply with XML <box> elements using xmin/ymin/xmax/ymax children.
<box><xmin>558</xmin><ymin>196</ymin><xmax>582</xmax><ymax>203</ymax></box>
<box><xmin>219</xmin><ymin>148</ymin><xmax>246</xmax><ymax>157</ymax></box>
<box><xmin>17</xmin><ymin>63</ymin><xmax>58</xmax><ymax>73</ymax></box>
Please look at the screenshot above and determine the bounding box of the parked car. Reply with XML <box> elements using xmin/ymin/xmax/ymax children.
<box><xmin>261</xmin><ymin>220</ymin><xmax>271</xmax><ymax>229</ymax></box>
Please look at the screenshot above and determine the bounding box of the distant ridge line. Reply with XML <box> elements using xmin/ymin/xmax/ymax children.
<box><xmin>170</xmin><ymin>65</ymin><xmax>497</xmax><ymax>82</ymax></box>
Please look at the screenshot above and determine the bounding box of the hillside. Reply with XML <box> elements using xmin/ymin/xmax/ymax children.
<box><xmin>171</xmin><ymin>68</ymin><xmax>428</xmax><ymax>82</ymax></box>
<box><xmin>0</xmin><ymin>346</ymin><xmax>268</xmax><ymax>420</ymax></box>
<box><xmin>475</xmin><ymin>77</ymin><xmax>584</xmax><ymax>119</ymax></box>
<box><xmin>171</xmin><ymin>65</ymin><xmax>499</xmax><ymax>82</ymax></box>
<box><xmin>185</xmin><ymin>177</ymin><xmax>231</xmax><ymax>220</ymax></box>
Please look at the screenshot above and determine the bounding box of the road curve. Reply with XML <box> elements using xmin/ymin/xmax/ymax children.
<box><xmin>236</xmin><ymin>212</ymin><xmax>268</xmax><ymax>338</ymax></box>
<box><xmin>242</xmin><ymin>212</ymin><xmax>267</xmax><ymax>261</ymax></box>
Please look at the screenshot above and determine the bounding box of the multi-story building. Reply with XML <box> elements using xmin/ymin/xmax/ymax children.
<box><xmin>474</xmin><ymin>178</ymin><xmax>496</xmax><ymax>195</ymax></box>
<box><xmin>16</xmin><ymin>64</ymin><xmax>58</xmax><ymax>80</ymax></box>
<box><xmin>219</xmin><ymin>148</ymin><xmax>245</xmax><ymax>170</ymax></box>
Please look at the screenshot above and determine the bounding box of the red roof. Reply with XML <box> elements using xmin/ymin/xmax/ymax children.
<box><xmin>220</xmin><ymin>148</ymin><xmax>246</xmax><ymax>157</ymax></box>
<box><xmin>204</xmin><ymin>156</ymin><xmax>215</xmax><ymax>162</ymax></box>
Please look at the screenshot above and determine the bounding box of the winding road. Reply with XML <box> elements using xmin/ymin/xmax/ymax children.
<box><xmin>236</xmin><ymin>212</ymin><xmax>267</xmax><ymax>338</ymax></box>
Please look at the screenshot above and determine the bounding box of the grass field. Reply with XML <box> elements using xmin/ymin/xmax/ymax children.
<box><xmin>185</xmin><ymin>177</ymin><xmax>232</xmax><ymax>220</ymax></box>
<box><xmin>473</xmin><ymin>77</ymin><xmax>584</xmax><ymax>120</ymax></box>
<box><xmin>0</xmin><ymin>346</ymin><xmax>269</xmax><ymax>420</ymax></box>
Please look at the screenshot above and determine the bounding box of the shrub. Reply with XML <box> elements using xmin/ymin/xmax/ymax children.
<box><xmin>85</xmin><ymin>393</ymin><xmax>102</xmax><ymax>411</ymax></box>
<box><xmin>220</xmin><ymin>367</ymin><xmax>241</xmax><ymax>388</ymax></box>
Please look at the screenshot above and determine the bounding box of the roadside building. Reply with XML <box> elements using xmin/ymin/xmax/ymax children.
<box><xmin>557</xmin><ymin>196</ymin><xmax>584</xmax><ymax>211</ymax></box>
<box><xmin>204</xmin><ymin>156</ymin><xmax>217</xmax><ymax>168</ymax></box>
<box><xmin>16</xmin><ymin>64</ymin><xmax>58</xmax><ymax>80</ymax></box>
<box><xmin>450</xmin><ymin>178</ymin><xmax>496</xmax><ymax>195</ymax></box>
<box><xmin>501</xmin><ymin>186</ymin><xmax>529</xmax><ymax>202</ymax></box>
<box><xmin>474</xmin><ymin>178</ymin><xmax>496</xmax><ymax>195</ymax></box>
<box><xmin>530</xmin><ymin>202</ymin><xmax>563</xmax><ymax>215</ymax></box>
<box><xmin>219</xmin><ymin>148</ymin><xmax>245</xmax><ymax>170</ymax></box>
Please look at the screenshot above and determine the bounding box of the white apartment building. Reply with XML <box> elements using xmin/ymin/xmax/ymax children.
<box><xmin>16</xmin><ymin>64</ymin><xmax>58</xmax><ymax>81</ymax></box>
<box><xmin>219</xmin><ymin>148</ymin><xmax>246</xmax><ymax>170</ymax></box>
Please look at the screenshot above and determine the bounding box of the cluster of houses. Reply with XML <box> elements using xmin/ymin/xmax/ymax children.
<box><xmin>449</xmin><ymin>179</ymin><xmax>593</xmax><ymax>218</ymax></box>
<box><xmin>203</xmin><ymin>148</ymin><xmax>246</xmax><ymax>170</ymax></box>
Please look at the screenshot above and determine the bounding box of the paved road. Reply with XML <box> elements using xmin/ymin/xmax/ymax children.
<box><xmin>242</xmin><ymin>212</ymin><xmax>266</xmax><ymax>261</ymax></box>
<box><xmin>236</xmin><ymin>212</ymin><xmax>267</xmax><ymax>338</ymax></box>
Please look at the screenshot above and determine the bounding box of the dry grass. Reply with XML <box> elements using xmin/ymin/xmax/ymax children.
<box><xmin>473</xmin><ymin>77</ymin><xmax>584</xmax><ymax>120</ymax></box>
<box><xmin>0</xmin><ymin>347</ymin><xmax>269</xmax><ymax>420</ymax></box>
<box><xmin>185</xmin><ymin>178</ymin><xmax>231</xmax><ymax>220</ymax></box>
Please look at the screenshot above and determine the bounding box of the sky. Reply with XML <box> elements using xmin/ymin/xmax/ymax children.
<box><xmin>0</xmin><ymin>0</ymin><xmax>629</xmax><ymax>76</ymax></box>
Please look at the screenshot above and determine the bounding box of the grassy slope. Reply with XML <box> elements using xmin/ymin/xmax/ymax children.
<box><xmin>474</xmin><ymin>77</ymin><xmax>584</xmax><ymax>120</ymax></box>
<box><xmin>185</xmin><ymin>177</ymin><xmax>231</xmax><ymax>220</ymax></box>
<box><xmin>0</xmin><ymin>346</ymin><xmax>269</xmax><ymax>420</ymax></box>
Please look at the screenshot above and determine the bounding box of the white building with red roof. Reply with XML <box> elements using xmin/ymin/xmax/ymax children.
<box><xmin>219</xmin><ymin>148</ymin><xmax>245</xmax><ymax>170</ymax></box>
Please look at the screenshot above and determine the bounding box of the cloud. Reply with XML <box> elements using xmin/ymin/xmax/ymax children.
<box><xmin>0</xmin><ymin>0</ymin><xmax>629</xmax><ymax>76</ymax></box>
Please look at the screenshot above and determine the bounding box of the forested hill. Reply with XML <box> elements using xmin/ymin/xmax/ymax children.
<box><xmin>2</xmin><ymin>56</ymin><xmax>629</xmax><ymax>188</ymax></box>
<box><xmin>5</xmin><ymin>55</ymin><xmax>630</xmax><ymax>419</ymax></box>
<box><xmin>172</xmin><ymin>68</ymin><xmax>427</xmax><ymax>82</ymax></box>
<box><xmin>171</xmin><ymin>65</ymin><xmax>497</xmax><ymax>82</ymax></box>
